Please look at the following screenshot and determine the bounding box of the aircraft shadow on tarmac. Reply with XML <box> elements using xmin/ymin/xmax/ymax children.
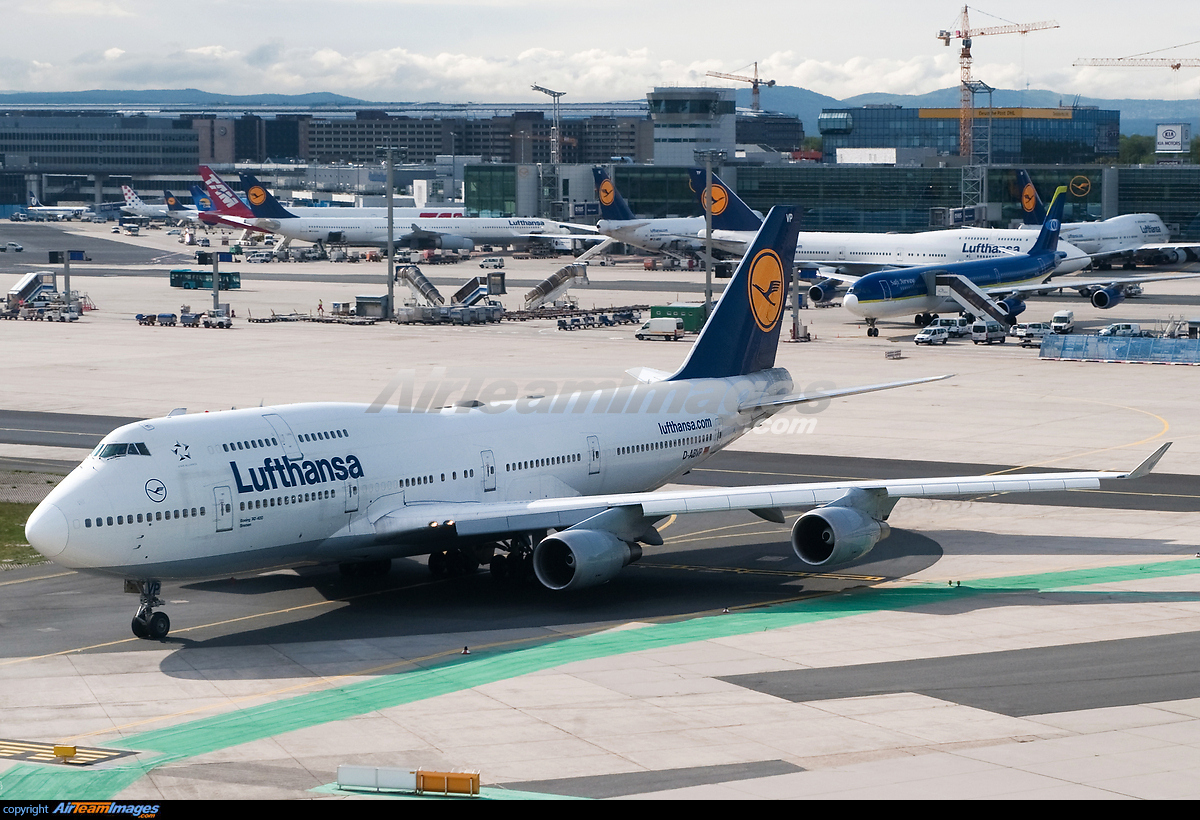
<box><xmin>157</xmin><ymin>529</ymin><xmax>946</xmax><ymax>665</ymax></box>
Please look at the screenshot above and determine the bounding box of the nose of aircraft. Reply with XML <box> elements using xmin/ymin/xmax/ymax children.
<box><xmin>25</xmin><ymin>502</ymin><xmax>69</xmax><ymax>559</ymax></box>
<box><xmin>842</xmin><ymin>293</ymin><xmax>861</xmax><ymax>315</ymax></box>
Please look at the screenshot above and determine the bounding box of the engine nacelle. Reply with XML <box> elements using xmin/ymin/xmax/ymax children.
<box><xmin>996</xmin><ymin>297</ymin><xmax>1026</xmax><ymax>321</ymax></box>
<box><xmin>532</xmin><ymin>529</ymin><xmax>642</xmax><ymax>591</ymax></box>
<box><xmin>407</xmin><ymin>234</ymin><xmax>476</xmax><ymax>252</ymax></box>
<box><xmin>437</xmin><ymin>235</ymin><xmax>475</xmax><ymax>252</ymax></box>
<box><xmin>808</xmin><ymin>279</ymin><xmax>842</xmax><ymax>303</ymax></box>
<box><xmin>791</xmin><ymin>506</ymin><xmax>889</xmax><ymax>568</ymax></box>
<box><xmin>1091</xmin><ymin>285</ymin><xmax>1125</xmax><ymax>310</ymax></box>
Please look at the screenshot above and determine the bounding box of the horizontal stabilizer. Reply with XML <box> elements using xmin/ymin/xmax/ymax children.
<box><xmin>739</xmin><ymin>374</ymin><xmax>953</xmax><ymax>413</ymax></box>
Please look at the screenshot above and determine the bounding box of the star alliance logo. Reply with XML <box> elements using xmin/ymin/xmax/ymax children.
<box><xmin>173</xmin><ymin>442</ymin><xmax>191</xmax><ymax>462</ymax></box>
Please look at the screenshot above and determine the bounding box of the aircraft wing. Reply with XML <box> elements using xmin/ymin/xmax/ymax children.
<box><xmin>372</xmin><ymin>444</ymin><xmax>1171</xmax><ymax>542</ymax></box>
<box><xmin>738</xmin><ymin>375</ymin><xmax>953</xmax><ymax>413</ymax></box>
<box><xmin>985</xmin><ymin>272</ymin><xmax>1200</xmax><ymax>297</ymax></box>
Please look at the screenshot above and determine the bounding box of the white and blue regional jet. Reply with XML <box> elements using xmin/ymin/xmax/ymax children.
<box><xmin>24</xmin><ymin>207</ymin><xmax>1170</xmax><ymax>641</ymax></box>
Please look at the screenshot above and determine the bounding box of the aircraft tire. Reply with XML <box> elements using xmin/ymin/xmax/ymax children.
<box><xmin>428</xmin><ymin>550</ymin><xmax>446</xmax><ymax>577</ymax></box>
<box><xmin>131</xmin><ymin>617</ymin><xmax>149</xmax><ymax>639</ymax></box>
<box><xmin>148</xmin><ymin>612</ymin><xmax>170</xmax><ymax>641</ymax></box>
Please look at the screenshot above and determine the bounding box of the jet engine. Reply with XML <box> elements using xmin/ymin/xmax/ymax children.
<box><xmin>791</xmin><ymin>506</ymin><xmax>890</xmax><ymax>568</ymax></box>
<box><xmin>807</xmin><ymin>279</ymin><xmax>842</xmax><ymax>303</ymax></box>
<box><xmin>407</xmin><ymin>234</ymin><xmax>475</xmax><ymax>252</ymax></box>
<box><xmin>1091</xmin><ymin>286</ymin><xmax>1125</xmax><ymax>310</ymax></box>
<box><xmin>532</xmin><ymin>529</ymin><xmax>643</xmax><ymax>591</ymax></box>
<box><xmin>996</xmin><ymin>296</ymin><xmax>1026</xmax><ymax>322</ymax></box>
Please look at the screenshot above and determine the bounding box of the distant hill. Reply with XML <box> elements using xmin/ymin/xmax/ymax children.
<box><xmin>0</xmin><ymin>89</ymin><xmax>372</xmax><ymax>107</ymax></box>
<box><xmin>740</xmin><ymin>86</ymin><xmax>1199</xmax><ymax>136</ymax></box>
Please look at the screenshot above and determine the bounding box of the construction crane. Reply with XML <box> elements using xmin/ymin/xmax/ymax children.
<box><xmin>706</xmin><ymin>62</ymin><xmax>775</xmax><ymax>111</ymax></box>
<box><xmin>531</xmin><ymin>84</ymin><xmax>565</xmax><ymax>164</ymax></box>
<box><xmin>1074</xmin><ymin>57</ymin><xmax>1200</xmax><ymax>71</ymax></box>
<box><xmin>937</xmin><ymin>7</ymin><xmax>1058</xmax><ymax>159</ymax></box>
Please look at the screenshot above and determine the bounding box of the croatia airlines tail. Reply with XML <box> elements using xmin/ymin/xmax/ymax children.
<box><xmin>24</xmin><ymin>205</ymin><xmax>1171</xmax><ymax>641</ymax></box>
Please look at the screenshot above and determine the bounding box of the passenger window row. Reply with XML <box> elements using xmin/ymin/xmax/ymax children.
<box><xmin>300</xmin><ymin>429</ymin><xmax>348</xmax><ymax>442</ymax></box>
<box><xmin>240</xmin><ymin>488</ymin><xmax>335</xmax><ymax>511</ymax></box>
<box><xmin>505</xmin><ymin>453</ymin><xmax>581</xmax><ymax>472</ymax></box>
<box><xmin>224</xmin><ymin>438</ymin><xmax>278</xmax><ymax>452</ymax></box>
<box><xmin>617</xmin><ymin>433</ymin><xmax>713</xmax><ymax>456</ymax></box>
<box><xmin>86</xmin><ymin>507</ymin><xmax>205</xmax><ymax>527</ymax></box>
<box><xmin>93</xmin><ymin>442</ymin><xmax>151</xmax><ymax>459</ymax></box>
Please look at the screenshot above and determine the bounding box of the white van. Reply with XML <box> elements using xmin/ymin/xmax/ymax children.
<box><xmin>930</xmin><ymin>316</ymin><xmax>971</xmax><ymax>337</ymax></box>
<box><xmin>1098</xmin><ymin>322</ymin><xmax>1142</xmax><ymax>337</ymax></box>
<box><xmin>971</xmin><ymin>320</ymin><xmax>1007</xmax><ymax>345</ymax></box>
<box><xmin>1051</xmin><ymin>310</ymin><xmax>1075</xmax><ymax>334</ymax></box>
<box><xmin>479</xmin><ymin>257</ymin><xmax>505</xmax><ymax>269</ymax></box>
<box><xmin>246</xmin><ymin>251</ymin><xmax>274</xmax><ymax>263</ymax></box>
<box><xmin>635</xmin><ymin>318</ymin><xmax>685</xmax><ymax>341</ymax></box>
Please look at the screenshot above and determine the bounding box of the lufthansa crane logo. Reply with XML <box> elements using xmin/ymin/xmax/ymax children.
<box><xmin>166</xmin><ymin>196</ymin><xmax>177</xmax><ymax>207</ymax></box>
<box><xmin>247</xmin><ymin>186</ymin><xmax>268</xmax><ymax>206</ymax></box>
<box><xmin>747</xmin><ymin>249</ymin><xmax>785</xmax><ymax>332</ymax></box>
<box><xmin>145</xmin><ymin>479</ymin><xmax>167</xmax><ymax>503</ymax></box>
<box><xmin>1069</xmin><ymin>176</ymin><xmax>1091</xmax><ymax>197</ymax></box>
<box><xmin>598</xmin><ymin>179</ymin><xmax>615</xmax><ymax>207</ymax></box>
<box><xmin>703</xmin><ymin>185</ymin><xmax>729</xmax><ymax>216</ymax></box>
<box><xmin>1021</xmin><ymin>183</ymin><xmax>1037</xmax><ymax>212</ymax></box>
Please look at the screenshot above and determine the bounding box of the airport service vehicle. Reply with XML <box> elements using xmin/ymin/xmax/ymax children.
<box><xmin>1098</xmin><ymin>323</ymin><xmax>1146</xmax><ymax>337</ymax></box>
<box><xmin>930</xmin><ymin>316</ymin><xmax>971</xmax><ymax>337</ymax></box>
<box><xmin>1051</xmin><ymin>311</ymin><xmax>1075</xmax><ymax>334</ymax></box>
<box><xmin>972</xmin><ymin>321</ymin><xmax>1007</xmax><ymax>344</ymax></box>
<box><xmin>24</xmin><ymin>207</ymin><xmax>1171</xmax><ymax>642</ymax></box>
<box><xmin>635</xmin><ymin>317</ymin><xmax>685</xmax><ymax>341</ymax></box>
<box><xmin>1012</xmin><ymin>322</ymin><xmax>1052</xmax><ymax>339</ymax></box>
<box><xmin>914</xmin><ymin>326</ymin><xmax>949</xmax><ymax>345</ymax></box>
<box><xmin>169</xmin><ymin>270</ymin><xmax>241</xmax><ymax>291</ymax></box>
<box><xmin>479</xmin><ymin>257</ymin><xmax>505</xmax><ymax>269</ymax></box>
<box><xmin>2</xmin><ymin>242</ymin><xmax>23</xmax><ymax>253</ymax></box>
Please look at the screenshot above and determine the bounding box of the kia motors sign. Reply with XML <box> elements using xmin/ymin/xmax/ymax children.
<box><xmin>1156</xmin><ymin>124</ymin><xmax>1191</xmax><ymax>153</ymax></box>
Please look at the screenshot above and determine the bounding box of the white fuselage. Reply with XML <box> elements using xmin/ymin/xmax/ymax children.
<box><xmin>712</xmin><ymin>226</ymin><xmax>1090</xmax><ymax>275</ymax></box>
<box><xmin>281</xmin><ymin>206</ymin><xmax>465</xmax><ymax>219</ymax></box>
<box><xmin>28</xmin><ymin>371</ymin><xmax>789</xmax><ymax>580</ymax></box>
<box><xmin>256</xmin><ymin>215</ymin><xmax>574</xmax><ymax>247</ymax></box>
<box><xmin>1022</xmin><ymin>214</ymin><xmax>1169</xmax><ymax>256</ymax></box>
<box><xmin>598</xmin><ymin>217</ymin><xmax>706</xmax><ymax>252</ymax></box>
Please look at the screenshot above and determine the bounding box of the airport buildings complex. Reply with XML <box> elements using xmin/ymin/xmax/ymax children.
<box><xmin>1</xmin><ymin>86</ymin><xmax>1197</xmax><ymax>238</ymax></box>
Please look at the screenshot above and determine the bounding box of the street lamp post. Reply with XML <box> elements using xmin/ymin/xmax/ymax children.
<box><xmin>693</xmin><ymin>149</ymin><xmax>727</xmax><ymax>318</ymax></box>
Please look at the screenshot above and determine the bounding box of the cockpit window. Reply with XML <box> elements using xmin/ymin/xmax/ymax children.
<box><xmin>95</xmin><ymin>442</ymin><xmax>151</xmax><ymax>459</ymax></box>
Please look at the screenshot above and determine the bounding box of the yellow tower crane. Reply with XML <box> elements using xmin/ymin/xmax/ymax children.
<box><xmin>937</xmin><ymin>7</ymin><xmax>1058</xmax><ymax>159</ymax></box>
<box><xmin>706</xmin><ymin>63</ymin><xmax>775</xmax><ymax>111</ymax></box>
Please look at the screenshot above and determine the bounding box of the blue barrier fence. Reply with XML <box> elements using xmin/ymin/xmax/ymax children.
<box><xmin>1040</xmin><ymin>334</ymin><xmax>1200</xmax><ymax>365</ymax></box>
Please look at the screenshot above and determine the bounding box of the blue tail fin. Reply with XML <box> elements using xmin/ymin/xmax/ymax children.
<box><xmin>1029</xmin><ymin>186</ymin><xmax>1068</xmax><ymax>256</ymax></box>
<box><xmin>238</xmin><ymin>173</ymin><xmax>296</xmax><ymax>219</ymax></box>
<box><xmin>163</xmin><ymin>191</ymin><xmax>186</xmax><ymax>212</ymax></box>
<box><xmin>669</xmin><ymin>206</ymin><xmax>802</xmax><ymax>381</ymax></box>
<box><xmin>592</xmin><ymin>167</ymin><xmax>636</xmax><ymax>221</ymax></box>
<box><xmin>1017</xmin><ymin>170</ymin><xmax>1045</xmax><ymax>225</ymax></box>
<box><xmin>190</xmin><ymin>185</ymin><xmax>214</xmax><ymax>212</ymax></box>
<box><xmin>686</xmin><ymin>168</ymin><xmax>763</xmax><ymax>232</ymax></box>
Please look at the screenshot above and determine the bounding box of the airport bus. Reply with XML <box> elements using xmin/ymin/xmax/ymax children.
<box><xmin>168</xmin><ymin>269</ymin><xmax>241</xmax><ymax>290</ymax></box>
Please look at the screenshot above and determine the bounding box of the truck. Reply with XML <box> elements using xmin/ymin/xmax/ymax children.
<box><xmin>635</xmin><ymin>317</ymin><xmax>685</xmax><ymax>341</ymax></box>
<box><xmin>1</xmin><ymin>242</ymin><xmax>23</xmax><ymax>253</ymax></box>
<box><xmin>1051</xmin><ymin>310</ymin><xmax>1075</xmax><ymax>334</ymax></box>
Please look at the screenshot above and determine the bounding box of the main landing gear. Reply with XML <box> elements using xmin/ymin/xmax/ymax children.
<box><xmin>129</xmin><ymin>579</ymin><xmax>170</xmax><ymax>641</ymax></box>
<box><xmin>914</xmin><ymin>312</ymin><xmax>938</xmax><ymax>327</ymax></box>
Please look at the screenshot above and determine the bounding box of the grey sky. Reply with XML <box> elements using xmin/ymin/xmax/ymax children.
<box><xmin>4</xmin><ymin>0</ymin><xmax>1198</xmax><ymax>102</ymax></box>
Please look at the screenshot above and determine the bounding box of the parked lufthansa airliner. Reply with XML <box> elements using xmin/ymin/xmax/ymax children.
<box><xmin>25</xmin><ymin>207</ymin><xmax>1170</xmax><ymax>641</ymax></box>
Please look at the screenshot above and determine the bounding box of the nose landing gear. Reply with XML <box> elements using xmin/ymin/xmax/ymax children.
<box><xmin>866</xmin><ymin>319</ymin><xmax>879</xmax><ymax>337</ymax></box>
<box><xmin>128</xmin><ymin>579</ymin><xmax>170</xmax><ymax>641</ymax></box>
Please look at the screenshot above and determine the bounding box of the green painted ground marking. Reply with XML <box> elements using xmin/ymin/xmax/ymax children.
<box><xmin>4</xmin><ymin>557</ymin><xmax>1198</xmax><ymax>799</ymax></box>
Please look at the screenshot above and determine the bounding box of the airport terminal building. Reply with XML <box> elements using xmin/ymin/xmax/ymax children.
<box><xmin>1</xmin><ymin>100</ymin><xmax>1197</xmax><ymax>240</ymax></box>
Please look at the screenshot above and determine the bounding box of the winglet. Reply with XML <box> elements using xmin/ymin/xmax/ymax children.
<box><xmin>1123</xmin><ymin>442</ymin><xmax>1171</xmax><ymax>480</ymax></box>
